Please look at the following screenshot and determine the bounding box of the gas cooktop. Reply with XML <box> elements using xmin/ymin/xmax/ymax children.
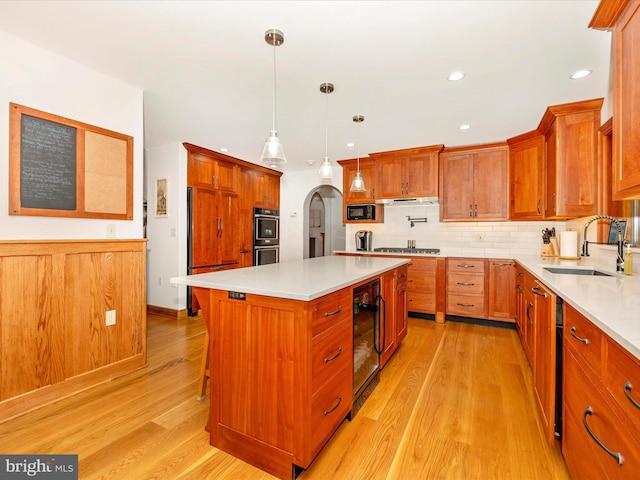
<box><xmin>373</xmin><ymin>247</ymin><xmax>440</xmax><ymax>255</ymax></box>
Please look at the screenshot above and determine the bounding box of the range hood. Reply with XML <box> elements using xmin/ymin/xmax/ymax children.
<box><xmin>375</xmin><ymin>197</ymin><xmax>439</xmax><ymax>206</ymax></box>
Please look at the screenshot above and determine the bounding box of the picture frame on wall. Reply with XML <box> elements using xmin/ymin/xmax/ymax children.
<box><xmin>155</xmin><ymin>178</ymin><xmax>168</xmax><ymax>217</ymax></box>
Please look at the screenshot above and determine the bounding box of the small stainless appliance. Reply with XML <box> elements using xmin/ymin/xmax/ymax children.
<box><xmin>355</xmin><ymin>230</ymin><xmax>373</xmax><ymax>251</ymax></box>
<box><xmin>347</xmin><ymin>204</ymin><xmax>377</xmax><ymax>221</ymax></box>
<box><xmin>253</xmin><ymin>208</ymin><xmax>279</xmax><ymax>266</ymax></box>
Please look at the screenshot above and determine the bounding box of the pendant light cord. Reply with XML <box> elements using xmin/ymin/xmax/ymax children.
<box><xmin>272</xmin><ymin>32</ymin><xmax>277</xmax><ymax>131</ymax></box>
<box><xmin>325</xmin><ymin>85</ymin><xmax>329</xmax><ymax>158</ymax></box>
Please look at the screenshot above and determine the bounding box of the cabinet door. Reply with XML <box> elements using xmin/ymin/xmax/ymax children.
<box><xmin>395</xmin><ymin>267</ymin><xmax>408</xmax><ymax>343</ymax></box>
<box><xmin>377</xmin><ymin>158</ymin><xmax>405</xmax><ymax>198</ymax></box>
<box><xmin>473</xmin><ymin>148</ymin><xmax>508</xmax><ymax>220</ymax></box>
<box><xmin>188</xmin><ymin>154</ymin><xmax>214</xmax><ymax>188</ymax></box>
<box><xmin>405</xmin><ymin>153</ymin><xmax>438</xmax><ymax>197</ymax></box>
<box><xmin>217</xmin><ymin>191</ymin><xmax>239</xmax><ymax>266</ymax></box>
<box><xmin>532</xmin><ymin>281</ymin><xmax>557</xmax><ymax>444</ymax></box>
<box><xmin>440</xmin><ymin>153</ymin><xmax>475</xmax><ymax>220</ymax></box>
<box><xmin>214</xmin><ymin>160</ymin><xmax>238</xmax><ymax>193</ymax></box>
<box><xmin>613</xmin><ymin>2</ymin><xmax>640</xmax><ymax>199</ymax></box>
<box><xmin>488</xmin><ymin>260</ymin><xmax>516</xmax><ymax>322</ymax></box>
<box><xmin>238</xmin><ymin>169</ymin><xmax>255</xmax><ymax>268</ymax></box>
<box><xmin>191</xmin><ymin>187</ymin><xmax>219</xmax><ymax>267</ymax></box>
<box><xmin>254</xmin><ymin>171</ymin><xmax>281</xmax><ymax>209</ymax></box>
<box><xmin>509</xmin><ymin>134</ymin><xmax>544</xmax><ymax>220</ymax></box>
<box><xmin>342</xmin><ymin>158</ymin><xmax>377</xmax><ymax>204</ymax></box>
<box><xmin>380</xmin><ymin>271</ymin><xmax>397</xmax><ymax>369</ymax></box>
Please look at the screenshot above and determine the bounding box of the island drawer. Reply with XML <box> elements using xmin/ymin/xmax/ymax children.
<box><xmin>310</xmin><ymin>363</ymin><xmax>352</xmax><ymax>459</ymax></box>
<box><xmin>446</xmin><ymin>272</ymin><xmax>485</xmax><ymax>295</ymax></box>
<box><xmin>311</xmin><ymin>320</ymin><xmax>352</xmax><ymax>392</ymax></box>
<box><xmin>407</xmin><ymin>292</ymin><xmax>435</xmax><ymax>313</ymax></box>
<box><xmin>564</xmin><ymin>303</ymin><xmax>603</xmax><ymax>377</ymax></box>
<box><xmin>312</xmin><ymin>288</ymin><xmax>352</xmax><ymax>337</ymax></box>
<box><xmin>604</xmin><ymin>338</ymin><xmax>640</xmax><ymax>433</ymax></box>
<box><xmin>447</xmin><ymin>258</ymin><xmax>486</xmax><ymax>273</ymax></box>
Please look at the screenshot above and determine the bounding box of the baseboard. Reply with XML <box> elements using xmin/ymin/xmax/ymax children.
<box><xmin>147</xmin><ymin>304</ymin><xmax>188</xmax><ymax>319</ymax></box>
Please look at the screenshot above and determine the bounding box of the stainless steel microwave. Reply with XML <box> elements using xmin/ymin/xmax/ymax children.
<box><xmin>346</xmin><ymin>204</ymin><xmax>376</xmax><ymax>221</ymax></box>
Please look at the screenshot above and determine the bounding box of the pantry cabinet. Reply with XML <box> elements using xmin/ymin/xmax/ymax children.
<box><xmin>507</xmin><ymin>131</ymin><xmax>545</xmax><ymax>220</ymax></box>
<box><xmin>537</xmin><ymin>98</ymin><xmax>602</xmax><ymax>219</ymax></box>
<box><xmin>370</xmin><ymin>145</ymin><xmax>443</xmax><ymax>200</ymax></box>
<box><xmin>591</xmin><ymin>0</ymin><xmax>640</xmax><ymax>199</ymax></box>
<box><xmin>440</xmin><ymin>143</ymin><xmax>509</xmax><ymax>221</ymax></box>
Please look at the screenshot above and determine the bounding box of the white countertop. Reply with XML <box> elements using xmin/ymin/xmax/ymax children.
<box><xmin>513</xmin><ymin>255</ymin><xmax>640</xmax><ymax>361</ymax></box>
<box><xmin>170</xmin><ymin>255</ymin><xmax>410</xmax><ymax>301</ymax></box>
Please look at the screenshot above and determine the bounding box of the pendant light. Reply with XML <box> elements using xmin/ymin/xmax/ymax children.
<box><xmin>260</xmin><ymin>28</ymin><xmax>286</xmax><ymax>166</ymax></box>
<box><xmin>350</xmin><ymin>115</ymin><xmax>366</xmax><ymax>192</ymax></box>
<box><xmin>318</xmin><ymin>82</ymin><xmax>335</xmax><ymax>180</ymax></box>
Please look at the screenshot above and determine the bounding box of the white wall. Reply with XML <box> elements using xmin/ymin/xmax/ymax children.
<box><xmin>0</xmin><ymin>31</ymin><xmax>144</xmax><ymax>240</ymax></box>
<box><xmin>145</xmin><ymin>142</ymin><xmax>187</xmax><ymax>309</ymax></box>
<box><xmin>279</xmin><ymin>167</ymin><xmax>343</xmax><ymax>262</ymax></box>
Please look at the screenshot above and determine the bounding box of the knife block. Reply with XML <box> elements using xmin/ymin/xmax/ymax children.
<box><xmin>541</xmin><ymin>238</ymin><xmax>559</xmax><ymax>257</ymax></box>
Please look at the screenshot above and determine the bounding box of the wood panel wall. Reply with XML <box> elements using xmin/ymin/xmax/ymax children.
<box><xmin>0</xmin><ymin>240</ymin><xmax>147</xmax><ymax>423</ymax></box>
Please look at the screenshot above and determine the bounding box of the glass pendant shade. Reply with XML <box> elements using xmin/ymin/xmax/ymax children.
<box><xmin>260</xmin><ymin>130</ymin><xmax>286</xmax><ymax>165</ymax></box>
<box><xmin>350</xmin><ymin>171</ymin><xmax>366</xmax><ymax>192</ymax></box>
<box><xmin>319</xmin><ymin>156</ymin><xmax>334</xmax><ymax>179</ymax></box>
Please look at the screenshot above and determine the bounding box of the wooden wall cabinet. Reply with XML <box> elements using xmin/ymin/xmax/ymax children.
<box><xmin>507</xmin><ymin>131</ymin><xmax>545</xmax><ymax>220</ymax></box>
<box><xmin>0</xmin><ymin>240</ymin><xmax>147</xmax><ymax>423</ymax></box>
<box><xmin>338</xmin><ymin>157</ymin><xmax>378</xmax><ymax>204</ymax></box>
<box><xmin>370</xmin><ymin>145</ymin><xmax>443</xmax><ymax>200</ymax></box>
<box><xmin>562</xmin><ymin>302</ymin><xmax>640</xmax><ymax>478</ymax></box>
<box><xmin>537</xmin><ymin>98</ymin><xmax>602</xmax><ymax>219</ymax></box>
<box><xmin>253</xmin><ymin>170</ymin><xmax>280</xmax><ymax>209</ymax></box>
<box><xmin>487</xmin><ymin>259</ymin><xmax>516</xmax><ymax>322</ymax></box>
<box><xmin>188</xmin><ymin>152</ymin><xmax>239</xmax><ymax>193</ymax></box>
<box><xmin>338</xmin><ymin>157</ymin><xmax>384</xmax><ymax>224</ymax></box>
<box><xmin>592</xmin><ymin>0</ymin><xmax>640</xmax><ymax>199</ymax></box>
<box><xmin>440</xmin><ymin>144</ymin><xmax>509</xmax><ymax>221</ymax></box>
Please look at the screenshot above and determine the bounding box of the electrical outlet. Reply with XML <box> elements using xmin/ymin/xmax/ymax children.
<box><xmin>106</xmin><ymin>310</ymin><xmax>116</xmax><ymax>326</ymax></box>
<box><xmin>476</xmin><ymin>232</ymin><xmax>485</xmax><ymax>241</ymax></box>
<box><xmin>106</xmin><ymin>224</ymin><xmax>116</xmax><ymax>238</ymax></box>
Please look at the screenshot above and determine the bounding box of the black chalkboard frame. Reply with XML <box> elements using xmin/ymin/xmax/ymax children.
<box><xmin>9</xmin><ymin>103</ymin><xmax>134</xmax><ymax>220</ymax></box>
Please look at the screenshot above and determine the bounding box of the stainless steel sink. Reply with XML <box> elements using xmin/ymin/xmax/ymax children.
<box><xmin>543</xmin><ymin>267</ymin><xmax>613</xmax><ymax>277</ymax></box>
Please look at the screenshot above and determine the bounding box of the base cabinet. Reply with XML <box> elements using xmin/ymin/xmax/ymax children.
<box><xmin>563</xmin><ymin>303</ymin><xmax>640</xmax><ymax>478</ymax></box>
<box><xmin>446</xmin><ymin>258</ymin><xmax>487</xmax><ymax>318</ymax></box>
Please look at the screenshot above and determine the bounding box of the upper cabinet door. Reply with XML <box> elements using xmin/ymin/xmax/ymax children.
<box><xmin>508</xmin><ymin>132</ymin><xmax>545</xmax><ymax>220</ymax></box>
<box><xmin>440</xmin><ymin>152</ymin><xmax>475</xmax><ymax>220</ymax></box>
<box><xmin>340</xmin><ymin>157</ymin><xmax>378</xmax><ymax>204</ymax></box>
<box><xmin>539</xmin><ymin>99</ymin><xmax>602</xmax><ymax>218</ymax></box>
<box><xmin>371</xmin><ymin>145</ymin><xmax>443</xmax><ymax>199</ymax></box>
<box><xmin>613</xmin><ymin>2</ymin><xmax>640</xmax><ymax>199</ymax></box>
<box><xmin>474</xmin><ymin>147</ymin><xmax>508</xmax><ymax>220</ymax></box>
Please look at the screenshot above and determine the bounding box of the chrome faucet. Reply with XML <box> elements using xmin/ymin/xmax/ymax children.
<box><xmin>581</xmin><ymin>215</ymin><xmax>625</xmax><ymax>272</ymax></box>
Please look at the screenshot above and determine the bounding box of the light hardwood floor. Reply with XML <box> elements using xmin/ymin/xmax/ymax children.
<box><xmin>0</xmin><ymin>314</ymin><xmax>570</xmax><ymax>479</ymax></box>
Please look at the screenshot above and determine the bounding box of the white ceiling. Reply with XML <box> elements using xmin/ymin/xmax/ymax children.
<box><xmin>0</xmin><ymin>1</ymin><xmax>611</xmax><ymax>173</ymax></box>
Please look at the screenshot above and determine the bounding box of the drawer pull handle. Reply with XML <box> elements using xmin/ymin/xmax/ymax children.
<box><xmin>582</xmin><ymin>406</ymin><xmax>624</xmax><ymax>465</ymax></box>
<box><xmin>457</xmin><ymin>282</ymin><xmax>475</xmax><ymax>286</ymax></box>
<box><xmin>324</xmin><ymin>347</ymin><xmax>342</xmax><ymax>363</ymax></box>
<box><xmin>569</xmin><ymin>326</ymin><xmax>589</xmax><ymax>345</ymax></box>
<box><xmin>324</xmin><ymin>306</ymin><xmax>343</xmax><ymax>317</ymax></box>
<box><xmin>457</xmin><ymin>264</ymin><xmax>475</xmax><ymax>268</ymax></box>
<box><xmin>526</xmin><ymin>302</ymin><xmax>534</xmax><ymax>324</ymax></box>
<box><xmin>532</xmin><ymin>285</ymin><xmax>548</xmax><ymax>298</ymax></box>
<box><xmin>494</xmin><ymin>263</ymin><xmax>512</xmax><ymax>267</ymax></box>
<box><xmin>457</xmin><ymin>303</ymin><xmax>474</xmax><ymax>307</ymax></box>
<box><xmin>624</xmin><ymin>382</ymin><xmax>640</xmax><ymax>410</ymax></box>
<box><xmin>323</xmin><ymin>395</ymin><xmax>342</xmax><ymax>416</ymax></box>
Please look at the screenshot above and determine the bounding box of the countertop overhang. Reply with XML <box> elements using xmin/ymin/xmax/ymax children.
<box><xmin>170</xmin><ymin>255</ymin><xmax>410</xmax><ymax>302</ymax></box>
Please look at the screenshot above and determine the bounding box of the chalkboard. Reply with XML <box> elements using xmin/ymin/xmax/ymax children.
<box><xmin>9</xmin><ymin>103</ymin><xmax>134</xmax><ymax>220</ymax></box>
<box><xmin>20</xmin><ymin>114</ymin><xmax>77</xmax><ymax>211</ymax></box>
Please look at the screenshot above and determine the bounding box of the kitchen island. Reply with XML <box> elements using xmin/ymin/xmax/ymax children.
<box><xmin>171</xmin><ymin>255</ymin><xmax>410</xmax><ymax>479</ymax></box>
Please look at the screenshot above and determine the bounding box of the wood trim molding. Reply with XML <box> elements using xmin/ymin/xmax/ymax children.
<box><xmin>147</xmin><ymin>304</ymin><xmax>188</xmax><ymax>319</ymax></box>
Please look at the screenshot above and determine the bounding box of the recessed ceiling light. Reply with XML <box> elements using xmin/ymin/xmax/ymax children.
<box><xmin>570</xmin><ymin>69</ymin><xmax>592</xmax><ymax>79</ymax></box>
<box><xmin>306</xmin><ymin>159</ymin><xmax>315</xmax><ymax>166</ymax></box>
<box><xmin>347</xmin><ymin>142</ymin><xmax>355</xmax><ymax>147</ymax></box>
<box><xmin>220</xmin><ymin>148</ymin><xmax>228</xmax><ymax>152</ymax></box>
<box><xmin>459</xmin><ymin>124</ymin><xmax>471</xmax><ymax>130</ymax></box>
<box><xmin>448</xmin><ymin>71</ymin><xmax>465</xmax><ymax>81</ymax></box>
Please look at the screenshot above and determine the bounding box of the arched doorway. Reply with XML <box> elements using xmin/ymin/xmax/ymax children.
<box><xmin>303</xmin><ymin>185</ymin><xmax>345</xmax><ymax>259</ymax></box>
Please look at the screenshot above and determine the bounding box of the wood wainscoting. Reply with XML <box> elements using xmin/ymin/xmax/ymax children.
<box><xmin>0</xmin><ymin>239</ymin><xmax>147</xmax><ymax>423</ymax></box>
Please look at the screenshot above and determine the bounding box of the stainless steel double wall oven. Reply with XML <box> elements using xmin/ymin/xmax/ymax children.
<box><xmin>253</xmin><ymin>207</ymin><xmax>279</xmax><ymax>265</ymax></box>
